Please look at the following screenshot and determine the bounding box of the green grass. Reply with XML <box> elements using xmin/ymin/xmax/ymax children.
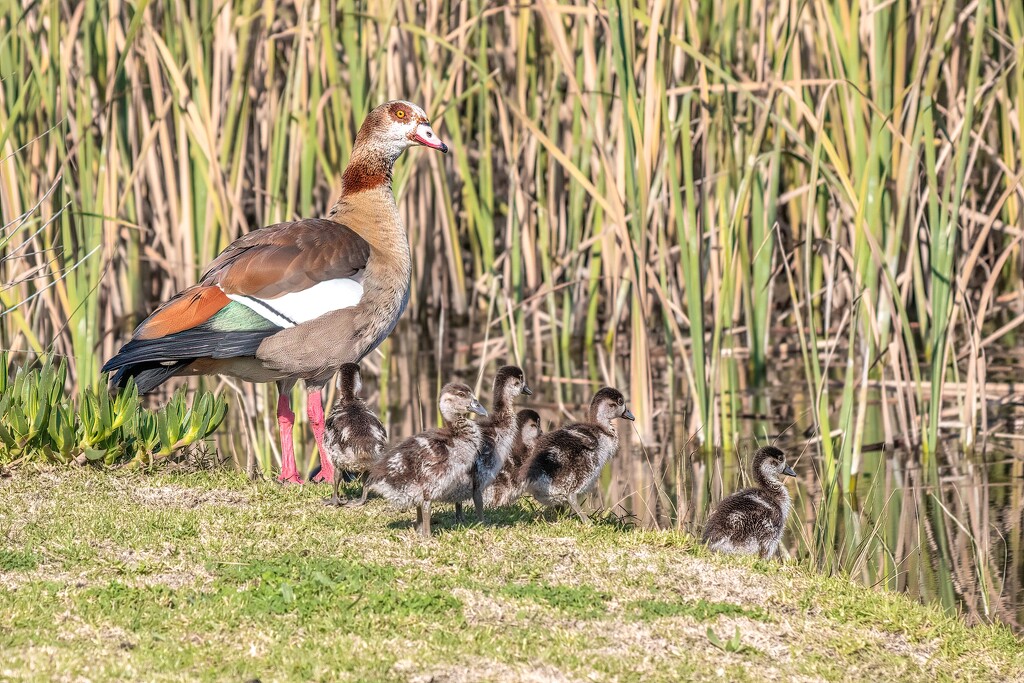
<box><xmin>626</xmin><ymin>598</ymin><xmax>767</xmax><ymax>622</ymax></box>
<box><xmin>501</xmin><ymin>582</ymin><xmax>610</xmax><ymax>619</ymax></box>
<box><xmin>0</xmin><ymin>548</ymin><xmax>37</xmax><ymax>571</ymax></box>
<box><xmin>0</xmin><ymin>468</ymin><xmax>1020</xmax><ymax>682</ymax></box>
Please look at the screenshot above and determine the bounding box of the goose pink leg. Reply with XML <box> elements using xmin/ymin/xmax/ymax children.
<box><xmin>277</xmin><ymin>394</ymin><xmax>302</xmax><ymax>484</ymax></box>
<box><xmin>309</xmin><ymin>391</ymin><xmax>335</xmax><ymax>483</ymax></box>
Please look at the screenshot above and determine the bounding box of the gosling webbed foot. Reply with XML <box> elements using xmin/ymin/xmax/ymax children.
<box><xmin>346</xmin><ymin>487</ymin><xmax>370</xmax><ymax>507</ymax></box>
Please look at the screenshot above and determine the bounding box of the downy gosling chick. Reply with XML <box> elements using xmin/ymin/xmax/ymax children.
<box><xmin>368</xmin><ymin>383</ymin><xmax>487</xmax><ymax>536</ymax></box>
<box><xmin>701</xmin><ymin>446</ymin><xmax>796</xmax><ymax>558</ymax></box>
<box><xmin>521</xmin><ymin>388</ymin><xmax>634</xmax><ymax>523</ymax></box>
<box><xmin>440</xmin><ymin>365</ymin><xmax>532</xmax><ymax>523</ymax></box>
<box><xmin>482</xmin><ymin>409</ymin><xmax>543</xmax><ymax>509</ymax></box>
<box><xmin>321</xmin><ymin>363</ymin><xmax>388</xmax><ymax>507</ymax></box>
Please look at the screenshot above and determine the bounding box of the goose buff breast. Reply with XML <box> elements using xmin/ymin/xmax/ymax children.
<box><xmin>102</xmin><ymin>101</ymin><xmax>448</xmax><ymax>484</ymax></box>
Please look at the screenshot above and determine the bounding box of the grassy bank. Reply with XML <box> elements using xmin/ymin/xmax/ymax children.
<box><xmin>0</xmin><ymin>468</ymin><xmax>1020</xmax><ymax>682</ymax></box>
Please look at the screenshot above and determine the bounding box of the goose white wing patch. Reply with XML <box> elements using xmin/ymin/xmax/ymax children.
<box><xmin>226</xmin><ymin>277</ymin><xmax>364</xmax><ymax>328</ymax></box>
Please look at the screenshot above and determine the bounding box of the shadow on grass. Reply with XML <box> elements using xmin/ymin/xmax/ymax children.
<box><xmin>383</xmin><ymin>508</ymin><xmax>525</xmax><ymax>534</ymax></box>
<box><xmin>379</xmin><ymin>499</ymin><xmax>636</xmax><ymax>534</ymax></box>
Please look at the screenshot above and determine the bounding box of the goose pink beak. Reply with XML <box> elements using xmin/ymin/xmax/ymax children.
<box><xmin>412</xmin><ymin>122</ymin><xmax>448</xmax><ymax>153</ymax></box>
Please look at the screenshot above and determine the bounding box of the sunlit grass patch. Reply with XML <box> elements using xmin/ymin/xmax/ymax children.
<box><xmin>213</xmin><ymin>556</ymin><xmax>463</xmax><ymax>621</ymax></box>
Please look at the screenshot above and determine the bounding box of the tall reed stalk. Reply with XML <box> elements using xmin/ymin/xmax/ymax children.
<box><xmin>0</xmin><ymin>0</ymin><xmax>1020</xmax><ymax>534</ymax></box>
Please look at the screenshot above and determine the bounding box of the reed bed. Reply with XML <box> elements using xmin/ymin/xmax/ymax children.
<box><xmin>2</xmin><ymin>0</ymin><xmax>1023</xmax><ymax>617</ymax></box>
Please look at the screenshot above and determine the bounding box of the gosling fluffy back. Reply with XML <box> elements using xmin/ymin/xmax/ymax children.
<box><xmin>701</xmin><ymin>446</ymin><xmax>796</xmax><ymax>558</ymax></box>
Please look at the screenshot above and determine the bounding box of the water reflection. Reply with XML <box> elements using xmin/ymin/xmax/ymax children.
<box><xmin>246</xmin><ymin>318</ymin><xmax>1024</xmax><ymax>633</ymax></box>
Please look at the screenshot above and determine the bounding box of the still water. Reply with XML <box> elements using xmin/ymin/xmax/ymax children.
<box><xmin>232</xmin><ymin>318</ymin><xmax>1024</xmax><ymax>634</ymax></box>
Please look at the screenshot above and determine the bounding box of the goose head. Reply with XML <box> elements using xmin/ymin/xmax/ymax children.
<box><xmin>439</xmin><ymin>382</ymin><xmax>488</xmax><ymax>422</ymax></box>
<box><xmin>753</xmin><ymin>446</ymin><xmax>796</xmax><ymax>486</ymax></box>
<box><xmin>589</xmin><ymin>387</ymin><xmax>635</xmax><ymax>424</ymax></box>
<box><xmin>494</xmin><ymin>365</ymin><xmax>533</xmax><ymax>403</ymax></box>
<box><xmin>355</xmin><ymin>100</ymin><xmax>448</xmax><ymax>158</ymax></box>
<box><xmin>516</xmin><ymin>409</ymin><xmax>543</xmax><ymax>449</ymax></box>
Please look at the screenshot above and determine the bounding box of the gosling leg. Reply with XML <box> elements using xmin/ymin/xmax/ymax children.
<box><xmin>322</xmin><ymin>462</ymin><xmax>346</xmax><ymax>507</ymax></box>
<box><xmin>567</xmin><ymin>494</ymin><xmax>590</xmax><ymax>525</ymax></box>
<box><xmin>348</xmin><ymin>472</ymin><xmax>370</xmax><ymax>507</ymax></box>
<box><xmin>473</xmin><ymin>483</ymin><xmax>485</xmax><ymax>523</ymax></box>
<box><xmin>421</xmin><ymin>500</ymin><xmax>432</xmax><ymax>536</ymax></box>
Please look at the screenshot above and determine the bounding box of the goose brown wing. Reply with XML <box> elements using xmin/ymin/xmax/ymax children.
<box><xmin>200</xmin><ymin>218</ymin><xmax>370</xmax><ymax>299</ymax></box>
<box><xmin>103</xmin><ymin>218</ymin><xmax>371</xmax><ymax>392</ymax></box>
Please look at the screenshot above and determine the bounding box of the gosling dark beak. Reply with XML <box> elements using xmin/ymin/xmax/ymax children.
<box><xmin>469</xmin><ymin>400</ymin><xmax>488</xmax><ymax>417</ymax></box>
<box><xmin>522</xmin><ymin>384</ymin><xmax>533</xmax><ymax>396</ymax></box>
<box><xmin>782</xmin><ymin>465</ymin><xmax>796</xmax><ymax>477</ymax></box>
<box><xmin>622</xmin><ymin>407</ymin><xmax>635</xmax><ymax>421</ymax></box>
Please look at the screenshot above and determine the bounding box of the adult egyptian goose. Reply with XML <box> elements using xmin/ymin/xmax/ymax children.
<box><xmin>521</xmin><ymin>387</ymin><xmax>634</xmax><ymax>523</ymax></box>
<box><xmin>102</xmin><ymin>101</ymin><xmax>447</xmax><ymax>483</ymax></box>
<box><xmin>482</xmin><ymin>408</ymin><xmax>542</xmax><ymax>509</ymax></box>
<box><xmin>701</xmin><ymin>446</ymin><xmax>796</xmax><ymax>558</ymax></box>
<box><xmin>367</xmin><ymin>383</ymin><xmax>487</xmax><ymax>536</ymax></box>
<box><xmin>440</xmin><ymin>365</ymin><xmax>532</xmax><ymax>523</ymax></box>
<box><xmin>321</xmin><ymin>363</ymin><xmax>387</xmax><ymax>507</ymax></box>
